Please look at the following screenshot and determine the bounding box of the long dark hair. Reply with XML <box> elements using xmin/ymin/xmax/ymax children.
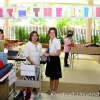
<box><xmin>29</xmin><ymin>31</ymin><xmax>39</xmax><ymax>41</ymax></box>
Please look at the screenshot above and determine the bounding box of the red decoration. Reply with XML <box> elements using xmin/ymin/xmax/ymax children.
<box><xmin>0</xmin><ymin>60</ymin><xmax>4</xmax><ymax>69</ymax></box>
<box><xmin>70</xmin><ymin>42</ymin><xmax>74</xmax><ymax>47</ymax></box>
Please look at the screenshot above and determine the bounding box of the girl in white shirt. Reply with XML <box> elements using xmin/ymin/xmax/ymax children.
<box><xmin>24</xmin><ymin>31</ymin><xmax>42</xmax><ymax>95</ymax></box>
<box><xmin>44</xmin><ymin>27</ymin><xmax>62</xmax><ymax>94</ymax></box>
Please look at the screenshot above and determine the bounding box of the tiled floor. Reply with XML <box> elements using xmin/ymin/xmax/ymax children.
<box><xmin>10</xmin><ymin>93</ymin><xmax>100</xmax><ymax>100</ymax></box>
<box><xmin>8</xmin><ymin>49</ymin><xmax>100</xmax><ymax>100</ymax></box>
<box><xmin>40</xmin><ymin>93</ymin><xmax>100</xmax><ymax>100</ymax></box>
<box><xmin>43</xmin><ymin>54</ymin><xmax>100</xmax><ymax>84</ymax></box>
<box><xmin>41</xmin><ymin>54</ymin><xmax>100</xmax><ymax>99</ymax></box>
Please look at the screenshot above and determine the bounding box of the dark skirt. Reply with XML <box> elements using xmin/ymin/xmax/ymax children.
<box><xmin>45</xmin><ymin>56</ymin><xmax>62</xmax><ymax>80</ymax></box>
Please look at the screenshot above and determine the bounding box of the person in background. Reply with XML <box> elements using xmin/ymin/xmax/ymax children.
<box><xmin>64</xmin><ymin>34</ymin><xmax>73</xmax><ymax>67</ymax></box>
<box><xmin>44</xmin><ymin>27</ymin><xmax>62</xmax><ymax>95</ymax></box>
<box><xmin>0</xmin><ymin>29</ymin><xmax>4</xmax><ymax>40</ymax></box>
<box><xmin>23</xmin><ymin>31</ymin><xmax>42</xmax><ymax>99</ymax></box>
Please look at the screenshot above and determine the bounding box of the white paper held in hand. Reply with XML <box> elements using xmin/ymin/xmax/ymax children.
<box><xmin>21</xmin><ymin>65</ymin><xmax>35</xmax><ymax>76</ymax></box>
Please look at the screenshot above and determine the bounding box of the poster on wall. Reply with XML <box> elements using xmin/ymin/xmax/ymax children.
<box><xmin>30</xmin><ymin>6</ymin><xmax>65</xmax><ymax>18</ymax></box>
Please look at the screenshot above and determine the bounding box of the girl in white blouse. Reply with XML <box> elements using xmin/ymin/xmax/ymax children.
<box><xmin>24</xmin><ymin>31</ymin><xmax>42</xmax><ymax>95</ymax></box>
<box><xmin>44</xmin><ymin>27</ymin><xmax>62</xmax><ymax>94</ymax></box>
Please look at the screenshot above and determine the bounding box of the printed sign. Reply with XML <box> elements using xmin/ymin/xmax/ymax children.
<box><xmin>21</xmin><ymin>65</ymin><xmax>35</xmax><ymax>76</ymax></box>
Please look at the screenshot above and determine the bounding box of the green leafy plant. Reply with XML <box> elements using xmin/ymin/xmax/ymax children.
<box><xmin>39</xmin><ymin>33</ymin><xmax>50</xmax><ymax>43</ymax></box>
<box><xmin>29</xmin><ymin>18</ymin><xmax>46</xmax><ymax>26</ymax></box>
<box><xmin>91</xmin><ymin>35</ymin><xmax>99</xmax><ymax>44</ymax></box>
<box><xmin>14</xmin><ymin>26</ymin><xmax>29</xmax><ymax>42</ymax></box>
<box><xmin>56</xmin><ymin>12</ymin><xmax>71</xmax><ymax>35</ymax></box>
<box><xmin>57</xmin><ymin>35</ymin><xmax>64</xmax><ymax>44</ymax></box>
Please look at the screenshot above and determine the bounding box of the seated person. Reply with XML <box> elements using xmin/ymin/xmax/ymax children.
<box><xmin>0</xmin><ymin>29</ymin><xmax>4</xmax><ymax>40</ymax></box>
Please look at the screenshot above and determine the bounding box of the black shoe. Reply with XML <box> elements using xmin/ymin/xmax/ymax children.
<box><xmin>64</xmin><ymin>64</ymin><xmax>69</xmax><ymax>68</ymax></box>
<box><xmin>17</xmin><ymin>88</ymin><xmax>25</xmax><ymax>100</ymax></box>
<box><xmin>25</xmin><ymin>89</ymin><xmax>31</xmax><ymax>100</ymax></box>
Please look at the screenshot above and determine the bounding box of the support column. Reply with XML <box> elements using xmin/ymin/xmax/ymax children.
<box><xmin>13</xmin><ymin>4</ymin><xmax>17</xmax><ymax>24</ymax></box>
<box><xmin>86</xmin><ymin>0</ymin><xmax>93</xmax><ymax>43</ymax></box>
<box><xmin>4</xmin><ymin>0</ymin><xmax>10</xmax><ymax>39</ymax></box>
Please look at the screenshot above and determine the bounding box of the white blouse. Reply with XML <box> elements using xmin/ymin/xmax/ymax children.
<box><xmin>24</xmin><ymin>41</ymin><xmax>42</xmax><ymax>65</ymax></box>
<box><xmin>49</xmin><ymin>37</ymin><xmax>61</xmax><ymax>53</ymax></box>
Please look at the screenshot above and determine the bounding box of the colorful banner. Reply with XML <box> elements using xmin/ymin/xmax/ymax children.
<box><xmin>94</xmin><ymin>6</ymin><xmax>100</xmax><ymax>18</ymax></box>
<box><xmin>0</xmin><ymin>6</ymin><xmax>65</xmax><ymax>18</ymax></box>
<box><xmin>30</xmin><ymin>6</ymin><xmax>65</xmax><ymax>18</ymax></box>
<box><xmin>0</xmin><ymin>7</ymin><xmax>15</xmax><ymax>18</ymax></box>
<box><xmin>17</xmin><ymin>7</ymin><xmax>27</xmax><ymax>18</ymax></box>
<box><xmin>67</xmin><ymin>6</ymin><xmax>93</xmax><ymax>18</ymax></box>
<box><xmin>67</xmin><ymin>6</ymin><xmax>81</xmax><ymax>18</ymax></box>
<box><xmin>0</xmin><ymin>6</ymin><xmax>100</xmax><ymax>19</ymax></box>
<box><xmin>81</xmin><ymin>6</ymin><xmax>92</xmax><ymax>18</ymax></box>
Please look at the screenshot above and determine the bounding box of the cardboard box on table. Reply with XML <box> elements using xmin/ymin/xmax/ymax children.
<box><xmin>71</xmin><ymin>46</ymin><xmax>100</xmax><ymax>54</ymax></box>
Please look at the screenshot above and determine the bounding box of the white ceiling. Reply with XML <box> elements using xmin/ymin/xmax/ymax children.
<box><xmin>1</xmin><ymin>0</ymin><xmax>100</xmax><ymax>5</ymax></box>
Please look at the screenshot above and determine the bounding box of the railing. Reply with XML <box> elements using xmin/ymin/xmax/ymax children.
<box><xmin>0</xmin><ymin>26</ymin><xmax>100</xmax><ymax>44</ymax></box>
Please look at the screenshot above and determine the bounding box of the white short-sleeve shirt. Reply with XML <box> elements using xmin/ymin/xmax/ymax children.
<box><xmin>49</xmin><ymin>37</ymin><xmax>61</xmax><ymax>53</ymax></box>
<box><xmin>24</xmin><ymin>41</ymin><xmax>42</xmax><ymax>65</ymax></box>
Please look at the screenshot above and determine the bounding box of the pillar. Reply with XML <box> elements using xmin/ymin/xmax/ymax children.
<box><xmin>13</xmin><ymin>4</ymin><xmax>17</xmax><ymax>24</ymax></box>
<box><xmin>86</xmin><ymin>0</ymin><xmax>93</xmax><ymax>43</ymax></box>
<box><xmin>4</xmin><ymin>0</ymin><xmax>10</xmax><ymax>39</ymax></box>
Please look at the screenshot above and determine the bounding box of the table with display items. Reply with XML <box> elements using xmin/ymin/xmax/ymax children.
<box><xmin>0</xmin><ymin>69</ymin><xmax>15</xmax><ymax>100</ymax></box>
<box><xmin>8</xmin><ymin>56</ymin><xmax>26</xmax><ymax>65</ymax></box>
<box><xmin>70</xmin><ymin>47</ymin><xmax>100</xmax><ymax>70</ymax></box>
<box><xmin>7</xmin><ymin>52</ymin><xmax>42</xmax><ymax>99</ymax></box>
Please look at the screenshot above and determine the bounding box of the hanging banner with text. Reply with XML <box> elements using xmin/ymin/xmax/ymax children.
<box><xmin>30</xmin><ymin>6</ymin><xmax>65</xmax><ymax>18</ymax></box>
<box><xmin>0</xmin><ymin>6</ymin><xmax>66</xmax><ymax>18</ymax></box>
<box><xmin>67</xmin><ymin>6</ymin><xmax>93</xmax><ymax>18</ymax></box>
<box><xmin>0</xmin><ymin>7</ymin><xmax>15</xmax><ymax>18</ymax></box>
<box><xmin>0</xmin><ymin>6</ymin><xmax>100</xmax><ymax>19</ymax></box>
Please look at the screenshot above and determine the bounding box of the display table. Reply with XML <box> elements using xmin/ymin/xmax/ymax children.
<box><xmin>0</xmin><ymin>70</ymin><xmax>14</xmax><ymax>82</ymax></box>
<box><xmin>70</xmin><ymin>47</ymin><xmax>100</xmax><ymax>69</ymax></box>
<box><xmin>7</xmin><ymin>46</ymin><xmax>42</xmax><ymax>99</ymax></box>
<box><xmin>6</xmin><ymin>39</ymin><xmax>18</xmax><ymax>44</ymax></box>
<box><xmin>8</xmin><ymin>56</ymin><xmax>26</xmax><ymax>63</ymax></box>
<box><xmin>4</xmin><ymin>39</ymin><xmax>18</xmax><ymax>48</ymax></box>
<box><xmin>0</xmin><ymin>70</ymin><xmax>15</xmax><ymax>100</ymax></box>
